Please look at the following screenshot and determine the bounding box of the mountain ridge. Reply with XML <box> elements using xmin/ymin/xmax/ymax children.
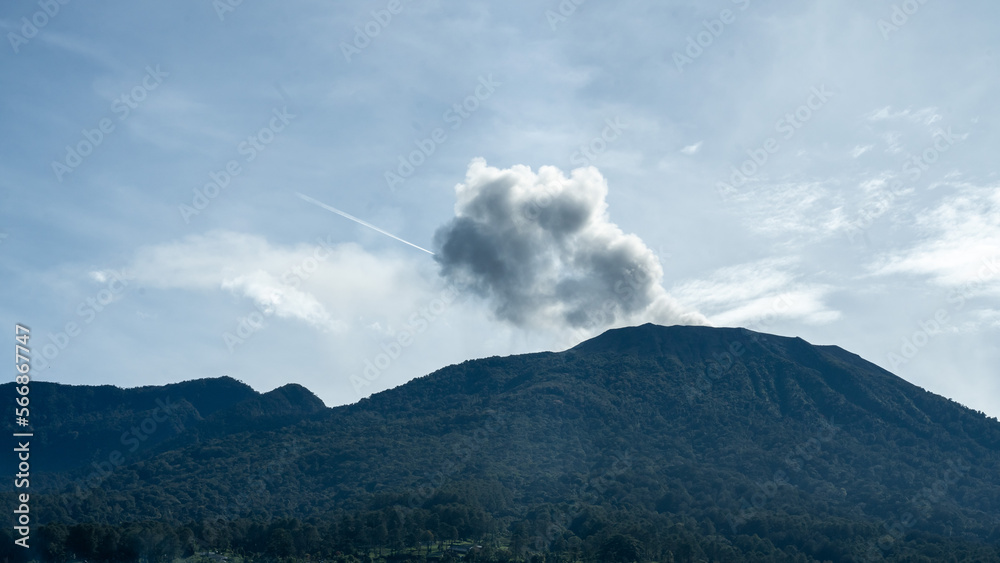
<box><xmin>6</xmin><ymin>324</ymin><xmax>1000</xmax><ymax>562</ymax></box>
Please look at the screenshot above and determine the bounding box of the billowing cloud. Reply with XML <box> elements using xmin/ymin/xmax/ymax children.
<box><xmin>219</xmin><ymin>270</ymin><xmax>343</xmax><ymax>331</ymax></box>
<box><xmin>432</xmin><ymin>158</ymin><xmax>705</xmax><ymax>330</ymax></box>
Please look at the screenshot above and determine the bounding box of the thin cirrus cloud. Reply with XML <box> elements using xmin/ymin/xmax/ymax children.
<box><xmin>718</xmin><ymin>105</ymin><xmax>971</xmax><ymax>247</ymax></box>
<box><xmin>681</xmin><ymin>141</ymin><xmax>703</xmax><ymax>155</ymax></box>
<box><xmin>866</xmin><ymin>105</ymin><xmax>943</xmax><ymax>126</ymax></box>
<box><xmin>668</xmin><ymin>258</ymin><xmax>841</xmax><ymax>329</ymax></box>
<box><xmin>868</xmin><ymin>184</ymin><xmax>1000</xmax><ymax>291</ymax></box>
<box><xmin>850</xmin><ymin>145</ymin><xmax>873</xmax><ymax>158</ymax></box>
<box><xmin>724</xmin><ymin>180</ymin><xmax>850</xmax><ymax>239</ymax></box>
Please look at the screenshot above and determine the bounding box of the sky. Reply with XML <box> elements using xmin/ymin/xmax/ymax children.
<box><xmin>2</xmin><ymin>0</ymin><xmax>998</xmax><ymax>416</ymax></box>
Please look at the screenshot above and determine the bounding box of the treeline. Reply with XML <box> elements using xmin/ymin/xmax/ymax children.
<box><xmin>4</xmin><ymin>506</ymin><xmax>1000</xmax><ymax>562</ymax></box>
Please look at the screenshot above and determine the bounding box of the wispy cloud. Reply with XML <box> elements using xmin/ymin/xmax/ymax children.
<box><xmin>725</xmin><ymin>181</ymin><xmax>849</xmax><ymax>240</ymax></box>
<box><xmin>36</xmin><ymin>31</ymin><xmax>126</xmax><ymax>72</ymax></box>
<box><xmin>117</xmin><ymin>230</ymin><xmax>430</xmax><ymax>332</ymax></box>
<box><xmin>680</xmin><ymin>141</ymin><xmax>702</xmax><ymax>155</ymax></box>
<box><xmin>868</xmin><ymin>184</ymin><xmax>1000</xmax><ymax>289</ymax></box>
<box><xmin>850</xmin><ymin>144</ymin><xmax>873</xmax><ymax>158</ymax></box>
<box><xmin>866</xmin><ymin>105</ymin><xmax>942</xmax><ymax>126</ymax></box>
<box><xmin>669</xmin><ymin>258</ymin><xmax>840</xmax><ymax>328</ymax></box>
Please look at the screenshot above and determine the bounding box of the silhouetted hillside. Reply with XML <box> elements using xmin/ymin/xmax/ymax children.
<box><xmin>0</xmin><ymin>376</ymin><xmax>325</xmax><ymax>477</ymax></box>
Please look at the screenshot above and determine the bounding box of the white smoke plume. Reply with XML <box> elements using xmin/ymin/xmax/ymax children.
<box><xmin>433</xmin><ymin>159</ymin><xmax>706</xmax><ymax>331</ymax></box>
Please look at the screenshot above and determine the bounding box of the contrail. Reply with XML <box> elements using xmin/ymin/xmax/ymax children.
<box><xmin>296</xmin><ymin>192</ymin><xmax>435</xmax><ymax>255</ymax></box>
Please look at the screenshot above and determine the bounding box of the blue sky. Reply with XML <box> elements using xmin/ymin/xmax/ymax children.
<box><xmin>2</xmin><ymin>0</ymin><xmax>998</xmax><ymax>415</ymax></box>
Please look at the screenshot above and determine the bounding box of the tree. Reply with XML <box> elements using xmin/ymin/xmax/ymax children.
<box><xmin>267</xmin><ymin>528</ymin><xmax>296</xmax><ymax>558</ymax></box>
<box><xmin>39</xmin><ymin>523</ymin><xmax>69</xmax><ymax>563</ymax></box>
<box><xmin>67</xmin><ymin>523</ymin><xmax>99</xmax><ymax>560</ymax></box>
<box><xmin>597</xmin><ymin>533</ymin><xmax>642</xmax><ymax>563</ymax></box>
<box><xmin>418</xmin><ymin>530</ymin><xmax>434</xmax><ymax>557</ymax></box>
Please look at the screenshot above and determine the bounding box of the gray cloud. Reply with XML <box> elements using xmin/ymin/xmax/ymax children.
<box><xmin>433</xmin><ymin>158</ymin><xmax>706</xmax><ymax>330</ymax></box>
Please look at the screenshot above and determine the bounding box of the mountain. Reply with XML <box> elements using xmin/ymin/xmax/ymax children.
<box><xmin>6</xmin><ymin>324</ymin><xmax>1000</xmax><ymax>562</ymax></box>
<box><xmin>1</xmin><ymin>376</ymin><xmax>325</xmax><ymax>478</ymax></box>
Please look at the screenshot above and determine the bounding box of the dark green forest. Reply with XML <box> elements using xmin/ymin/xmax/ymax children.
<box><xmin>5</xmin><ymin>324</ymin><xmax>1000</xmax><ymax>562</ymax></box>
